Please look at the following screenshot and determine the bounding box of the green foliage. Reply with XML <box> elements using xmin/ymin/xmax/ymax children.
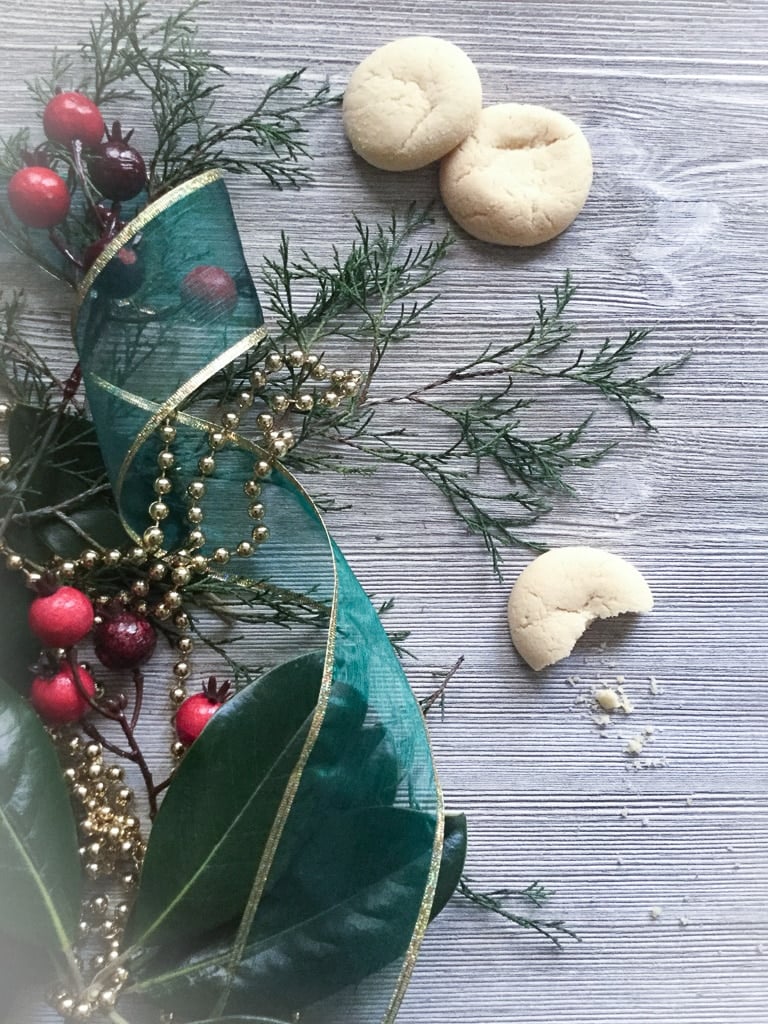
<box><xmin>0</xmin><ymin>678</ymin><xmax>82</xmax><ymax>977</ymax></box>
<box><xmin>0</xmin><ymin>567</ymin><xmax>38</xmax><ymax>694</ymax></box>
<box><xmin>456</xmin><ymin>876</ymin><xmax>579</xmax><ymax>947</ymax></box>
<box><xmin>260</xmin><ymin>218</ymin><xmax>686</xmax><ymax>576</ymax></box>
<box><xmin>24</xmin><ymin>0</ymin><xmax>337</xmax><ymax>196</ymax></box>
<box><xmin>430</xmin><ymin>812</ymin><xmax>468</xmax><ymax>922</ymax></box>
<box><xmin>0</xmin><ymin>292</ymin><xmax>58</xmax><ymax>408</ymax></box>
<box><xmin>129</xmin><ymin>806</ymin><xmax>438</xmax><ymax>1020</ymax></box>
<box><xmin>125</xmin><ymin>652</ymin><xmax>324</xmax><ymax>952</ymax></box>
<box><xmin>0</xmin><ymin>403</ymin><xmax>125</xmax><ymax>562</ymax></box>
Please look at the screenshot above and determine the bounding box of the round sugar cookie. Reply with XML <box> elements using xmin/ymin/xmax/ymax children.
<box><xmin>342</xmin><ymin>36</ymin><xmax>482</xmax><ymax>172</ymax></box>
<box><xmin>439</xmin><ymin>103</ymin><xmax>593</xmax><ymax>246</ymax></box>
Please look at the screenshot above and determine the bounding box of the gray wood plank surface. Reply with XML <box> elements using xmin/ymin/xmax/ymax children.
<box><xmin>1</xmin><ymin>1</ymin><xmax>766</xmax><ymax>1022</ymax></box>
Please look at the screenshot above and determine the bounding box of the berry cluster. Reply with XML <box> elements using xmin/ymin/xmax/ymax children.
<box><xmin>6</xmin><ymin>90</ymin><xmax>147</xmax><ymax>287</ymax></box>
<box><xmin>27</xmin><ymin>583</ymin><xmax>155</xmax><ymax>724</ymax></box>
<box><xmin>27</xmin><ymin>579</ymin><xmax>227</xmax><ymax>752</ymax></box>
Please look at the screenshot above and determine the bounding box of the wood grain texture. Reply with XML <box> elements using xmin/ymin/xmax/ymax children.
<box><xmin>1</xmin><ymin>1</ymin><xmax>767</xmax><ymax>1022</ymax></box>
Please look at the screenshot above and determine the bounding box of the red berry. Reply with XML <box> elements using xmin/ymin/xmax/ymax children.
<box><xmin>88</xmin><ymin>122</ymin><xmax>147</xmax><ymax>201</ymax></box>
<box><xmin>94</xmin><ymin>610</ymin><xmax>157</xmax><ymax>670</ymax></box>
<box><xmin>175</xmin><ymin>678</ymin><xmax>231</xmax><ymax>746</ymax></box>
<box><xmin>180</xmin><ymin>266</ymin><xmax>238</xmax><ymax>319</ymax></box>
<box><xmin>28</xmin><ymin>585</ymin><xmax>94</xmax><ymax>648</ymax></box>
<box><xmin>7</xmin><ymin>166</ymin><xmax>70</xmax><ymax>228</ymax></box>
<box><xmin>84</xmin><ymin>241</ymin><xmax>145</xmax><ymax>298</ymax></box>
<box><xmin>30</xmin><ymin>663</ymin><xmax>96</xmax><ymax>724</ymax></box>
<box><xmin>43</xmin><ymin>91</ymin><xmax>104</xmax><ymax>148</ymax></box>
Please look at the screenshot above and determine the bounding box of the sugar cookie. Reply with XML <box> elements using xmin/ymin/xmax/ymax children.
<box><xmin>507</xmin><ymin>547</ymin><xmax>653</xmax><ymax>671</ymax></box>
<box><xmin>342</xmin><ymin>36</ymin><xmax>482</xmax><ymax>172</ymax></box>
<box><xmin>439</xmin><ymin>103</ymin><xmax>593</xmax><ymax>246</ymax></box>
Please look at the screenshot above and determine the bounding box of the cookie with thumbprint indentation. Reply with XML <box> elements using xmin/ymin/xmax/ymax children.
<box><xmin>342</xmin><ymin>36</ymin><xmax>482</xmax><ymax>172</ymax></box>
<box><xmin>439</xmin><ymin>103</ymin><xmax>593</xmax><ymax>246</ymax></box>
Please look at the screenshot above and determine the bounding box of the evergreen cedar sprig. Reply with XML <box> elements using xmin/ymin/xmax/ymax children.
<box><xmin>253</xmin><ymin>215</ymin><xmax>687</xmax><ymax>575</ymax></box>
<box><xmin>457</xmin><ymin>877</ymin><xmax>580</xmax><ymax>947</ymax></box>
<box><xmin>24</xmin><ymin>0</ymin><xmax>336</xmax><ymax>196</ymax></box>
<box><xmin>0</xmin><ymin>290</ymin><xmax>59</xmax><ymax>405</ymax></box>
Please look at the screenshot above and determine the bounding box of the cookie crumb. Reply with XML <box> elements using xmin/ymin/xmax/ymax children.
<box><xmin>595</xmin><ymin>687</ymin><xmax>621</xmax><ymax>711</ymax></box>
<box><xmin>625</xmin><ymin>734</ymin><xmax>646</xmax><ymax>756</ymax></box>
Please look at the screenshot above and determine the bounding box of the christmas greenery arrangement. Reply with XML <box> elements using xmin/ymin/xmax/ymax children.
<box><xmin>0</xmin><ymin>2</ymin><xmax>686</xmax><ymax>1022</ymax></box>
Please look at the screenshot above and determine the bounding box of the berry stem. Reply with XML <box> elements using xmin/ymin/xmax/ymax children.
<box><xmin>47</xmin><ymin>228</ymin><xmax>85</xmax><ymax>270</ymax></box>
<box><xmin>69</xmin><ymin>138</ymin><xmax>104</xmax><ymax>223</ymax></box>
<box><xmin>66</xmin><ymin>651</ymin><xmax>162</xmax><ymax>819</ymax></box>
<box><xmin>129</xmin><ymin>666</ymin><xmax>143</xmax><ymax>732</ymax></box>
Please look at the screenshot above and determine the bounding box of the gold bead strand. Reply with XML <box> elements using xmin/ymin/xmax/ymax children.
<box><xmin>144</xmin><ymin>417</ymin><xmax>177</xmax><ymax>554</ymax></box>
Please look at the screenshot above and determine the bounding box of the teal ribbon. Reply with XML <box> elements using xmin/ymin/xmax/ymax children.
<box><xmin>73</xmin><ymin>172</ymin><xmax>443</xmax><ymax>1023</ymax></box>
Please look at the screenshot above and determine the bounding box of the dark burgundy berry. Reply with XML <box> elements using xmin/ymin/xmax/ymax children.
<box><xmin>7</xmin><ymin>166</ymin><xmax>70</xmax><ymax>228</ymax></box>
<box><xmin>175</xmin><ymin>677</ymin><xmax>231</xmax><ymax>746</ymax></box>
<box><xmin>28</xmin><ymin>585</ymin><xmax>94</xmax><ymax>648</ymax></box>
<box><xmin>180</xmin><ymin>266</ymin><xmax>238</xmax><ymax>319</ymax></box>
<box><xmin>84</xmin><ymin>241</ymin><xmax>145</xmax><ymax>298</ymax></box>
<box><xmin>43</xmin><ymin>91</ymin><xmax>104</xmax><ymax>148</ymax></box>
<box><xmin>94</xmin><ymin>609</ymin><xmax>157</xmax><ymax>670</ymax></box>
<box><xmin>30</xmin><ymin>662</ymin><xmax>96</xmax><ymax>724</ymax></box>
<box><xmin>87</xmin><ymin>122</ymin><xmax>147</xmax><ymax>202</ymax></box>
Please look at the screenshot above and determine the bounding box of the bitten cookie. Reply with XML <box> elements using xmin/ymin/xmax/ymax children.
<box><xmin>507</xmin><ymin>547</ymin><xmax>653</xmax><ymax>671</ymax></box>
<box><xmin>342</xmin><ymin>36</ymin><xmax>482</xmax><ymax>172</ymax></box>
<box><xmin>439</xmin><ymin>103</ymin><xmax>593</xmax><ymax>246</ymax></box>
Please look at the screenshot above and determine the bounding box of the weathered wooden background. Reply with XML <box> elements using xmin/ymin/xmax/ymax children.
<box><xmin>1</xmin><ymin>0</ymin><xmax>767</xmax><ymax>1021</ymax></box>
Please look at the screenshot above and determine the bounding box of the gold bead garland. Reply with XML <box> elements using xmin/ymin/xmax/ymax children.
<box><xmin>46</xmin><ymin>733</ymin><xmax>145</xmax><ymax>1018</ymax></box>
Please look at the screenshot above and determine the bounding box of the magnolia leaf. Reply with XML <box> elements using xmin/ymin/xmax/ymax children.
<box><xmin>0</xmin><ymin>935</ymin><xmax>53</xmax><ymax>1024</ymax></box>
<box><xmin>430</xmin><ymin>812</ymin><xmax>468</xmax><ymax>921</ymax></box>
<box><xmin>185</xmin><ymin>1018</ymin><xmax>292</xmax><ymax>1023</ymax></box>
<box><xmin>0</xmin><ymin>567</ymin><xmax>37</xmax><ymax>693</ymax></box>
<box><xmin>8</xmin><ymin>404</ymin><xmax>108</xmax><ymax>508</ymax></box>
<box><xmin>4</xmin><ymin>404</ymin><xmax>125</xmax><ymax>559</ymax></box>
<box><xmin>37</xmin><ymin>506</ymin><xmax>128</xmax><ymax>558</ymax></box>
<box><xmin>129</xmin><ymin>805</ymin><xmax>437</xmax><ymax>1021</ymax></box>
<box><xmin>0</xmin><ymin>677</ymin><xmax>81</xmax><ymax>958</ymax></box>
<box><xmin>125</xmin><ymin>652</ymin><xmax>324</xmax><ymax>953</ymax></box>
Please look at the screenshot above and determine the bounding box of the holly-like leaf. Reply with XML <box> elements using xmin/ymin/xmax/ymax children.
<box><xmin>128</xmin><ymin>805</ymin><xmax>437</xmax><ymax>1021</ymax></box>
<box><xmin>430</xmin><ymin>812</ymin><xmax>468</xmax><ymax>922</ymax></box>
<box><xmin>0</xmin><ymin>677</ymin><xmax>81</xmax><ymax>960</ymax></box>
<box><xmin>125</xmin><ymin>652</ymin><xmax>324</xmax><ymax>954</ymax></box>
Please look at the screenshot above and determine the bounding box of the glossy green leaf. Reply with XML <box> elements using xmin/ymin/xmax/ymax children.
<box><xmin>430</xmin><ymin>812</ymin><xmax>468</xmax><ymax>921</ymax></box>
<box><xmin>0</xmin><ymin>567</ymin><xmax>37</xmax><ymax>694</ymax></box>
<box><xmin>0</xmin><ymin>935</ymin><xmax>54</xmax><ymax>1023</ymax></box>
<box><xmin>0</xmin><ymin>677</ymin><xmax>81</xmax><ymax>956</ymax></box>
<box><xmin>185</xmin><ymin>1018</ymin><xmax>292</xmax><ymax>1024</ymax></box>
<box><xmin>125</xmin><ymin>651</ymin><xmax>324</xmax><ymax>953</ymax></box>
<box><xmin>3</xmin><ymin>404</ymin><xmax>127</xmax><ymax>560</ymax></box>
<box><xmin>7</xmin><ymin>404</ymin><xmax>108</xmax><ymax>509</ymax></box>
<box><xmin>130</xmin><ymin>805</ymin><xmax>437</xmax><ymax>1021</ymax></box>
<box><xmin>36</xmin><ymin>505</ymin><xmax>128</xmax><ymax>558</ymax></box>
